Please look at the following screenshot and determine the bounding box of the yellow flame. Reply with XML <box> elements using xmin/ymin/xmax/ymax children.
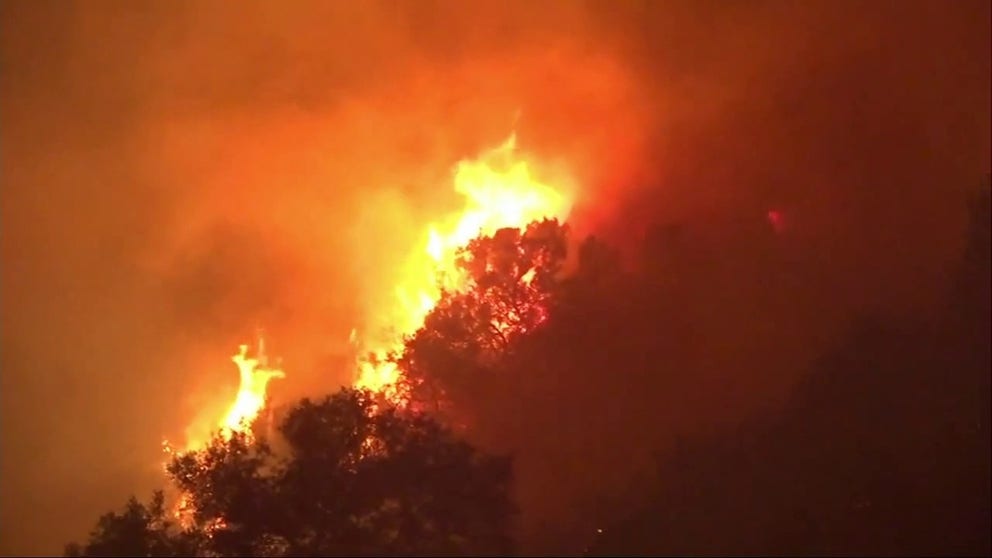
<box><xmin>164</xmin><ymin>337</ymin><xmax>285</xmax><ymax>524</ymax></box>
<box><xmin>170</xmin><ymin>338</ymin><xmax>286</xmax><ymax>454</ymax></box>
<box><xmin>221</xmin><ymin>341</ymin><xmax>285</xmax><ymax>437</ymax></box>
<box><xmin>162</xmin><ymin>131</ymin><xmax>573</xmax><ymax>523</ymax></box>
<box><xmin>353</xmin><ymin>133</ymin><xmax>573</xmax><ymax>397</ymax></box>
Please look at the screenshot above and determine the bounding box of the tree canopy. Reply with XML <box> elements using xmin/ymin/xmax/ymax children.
<box><xmin>66</xmin><ymin>389</ymin><xmax>515</xmax><ymax>557</ymax></box>
<box><xmin>397</xmin><ymin>219</ymin><xmax>569</xmax><ymax>414</ymax></box>
<box><xmin>586</xmin><ymin>180</ymin><xmax>992</xmax><ymax>556</ymax></box>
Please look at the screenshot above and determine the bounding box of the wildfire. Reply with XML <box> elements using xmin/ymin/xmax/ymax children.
<box><xmin>352</xmin><ymin>132</ymin><xmax>574</xmax><ymax>398</ymax></box>
<box><xmin>163</xmin><ymin>131</ymin><xmax>573</xmax><ymax>524</ymax></box>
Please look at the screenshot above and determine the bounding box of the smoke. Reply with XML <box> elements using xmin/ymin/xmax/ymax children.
<box><xmin>1</xmin><ymin>0</ymin><xmax>988</xmax><ymax>554</ymax></box>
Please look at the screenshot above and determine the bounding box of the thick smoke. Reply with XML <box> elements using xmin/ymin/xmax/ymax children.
<box><xmin>1</xmin><ymin>0</ymin><xmax>988</xmax><ymax>554</ymax></box>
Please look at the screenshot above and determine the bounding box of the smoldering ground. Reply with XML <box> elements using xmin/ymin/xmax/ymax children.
<box><xmin>2</xmin><ymin>0</ymin><xmax>988</xmax><ymax>554</ymax></box>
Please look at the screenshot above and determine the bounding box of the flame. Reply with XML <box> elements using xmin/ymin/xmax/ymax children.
<box><xmin>353</xmin><ymin>133</ymin><xmax>574</xmax><ymax>398</ymax></box>
<box><xmin>222</xmin><ymin>340</ymin><xmax>285</xmax><ymax>437</ymax></box>
<box><xmin>168</xmin><ymin>337</ymin><xmax>286</xmax><ymax>454</ymax></box>
<box><xmin>160</xmin><ymin>131</ymin><xmax>573</xmax><ymax>526</ymax></box>
<box><xmin>163</xmin><ymin>337</ymin><xmax>285</xmax><ymax>524</ymax></box>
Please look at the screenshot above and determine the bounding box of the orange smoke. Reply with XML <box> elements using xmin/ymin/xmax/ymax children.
<box><xmin>352</xmin><ymin>132</ymin><xmax>575</xmax><ymax>400</ymax></box>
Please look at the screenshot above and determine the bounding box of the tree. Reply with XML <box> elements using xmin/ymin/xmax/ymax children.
<box><xmin>396</xmin><ymin>219</ymin><xmax>658</xmax><ymax>554</ymax></box>
<box><xmin>588</xmin><ymin>184</ymin><xmax>992</xmax><ymax>556</ymax></box>
<box><xmin>398</xmin><ymin>219</ymin><xmax>569</xmax><ymax>414</ymax></box>
<box><xmin>67</xmin><ymin>389</ymin><xmax>516</xmax><ymax>557</ymax></box>
<box><xmin>63</xmin><ymin>491</ymin><xmax>202</xmax><ymax>557</ymax></box>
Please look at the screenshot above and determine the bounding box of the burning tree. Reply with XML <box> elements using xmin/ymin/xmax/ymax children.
<box><xmin>70</xmin><ymin>132</ymin><xmax>576</xmax><ymax>556</ymax></box>
<box><xmin>397</xmin><ymin>218</ymin><xmax>570</xmax><ymax>414</ymax></box>
<box><xmin>351</xmin><ymin>133</ymin><xmax>575</xmax><ymax>401</ymax></box>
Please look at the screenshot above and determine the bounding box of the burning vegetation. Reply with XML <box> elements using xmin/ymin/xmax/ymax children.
<box><xmin>147</xmin><ymin>132</ymin><xmax>576</xmax><ymax>543</ymax></box>
<box><xmin>65</xmin><ymin>160</ymin><xmax>992</xmax><ymax>556</ymax></box>
<box><xmin>171</xmin><ymin>131</ymin><xmax>574</xmax><ymax>444</ymax></box>
<box><xmin>351</xmin><ymin>132</ymin><xmax>573</xmax><ymax>402</ymax></box>
<box><xmin>27</xmin><ymin>3</ymin><xmax>985</xmax><ymax>553</ymax></box>
<box><xmin>62</xmin><ymin>119</ymin><xmax>991</xmax><ymax>555</ymax></box>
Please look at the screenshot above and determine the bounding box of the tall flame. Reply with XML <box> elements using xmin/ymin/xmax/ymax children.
<box><xmin>353</xmin><ymin>133</ymin><xmax>574</xmax><ymax>397</ymax></box>
<box><xmin>162</xmin><ymin>131</ymin><xmax>573</xmax><ymax>527</ymax></box>
<box><xmin>168</xmin><ymin>132</ymin><xmax>571</xmax><ymax>448</ymax></box>
<box><xmin>222</xmin><ymin>339</ymin><xmax>285</xmax><ymax>436</ymax></box>
<box><xmin>163</xmin><ymin>336</ymin><xmax>285</xmax><ymax>525</ymax></box>
<box><xmin>165</xmin><ymin>336</ymin><xmax>285</xmax><ymax>455</ymax></box>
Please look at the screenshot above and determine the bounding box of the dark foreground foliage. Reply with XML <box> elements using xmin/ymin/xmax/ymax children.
<box><xmin>586</xmin><ymin>183</ymin><xmax>991</xmax><ymax>556</ymax></box>
<box><xmin>66</xmin><ymin>390</ymin><xmax>515</xmax><ymax>557</ymax></box>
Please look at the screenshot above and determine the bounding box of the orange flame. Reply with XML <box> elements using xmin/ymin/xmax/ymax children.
<box><xmin>161</xmin><ymin>131</ymin><xmax>573</xmax><ymax>527</ymax></box>
<box><xmin>353</xmin><ymin>133</ymin><xmax>574</xmax><ymax>398</ymax></box>
<box><xmin>170</xmin><ymin>133</ymin><xmax>572</xmax><ymax>426</ymax></box>
<box><xmin>167</xmin><ymin>337</ymin><xmax>285</xmax><ymax>454</ymax></box>
<box><xmin>163</xmin><ymin>337</ymin><xmax>284</xmax><ymax>525</ymax></box>
<box><xmin>222</xmin><ymin>340</ymin><xmax>285</xmax><ymax>437</ymax></box>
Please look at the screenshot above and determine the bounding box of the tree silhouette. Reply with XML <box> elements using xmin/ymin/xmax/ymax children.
<box><xmin>63</xmin><ymin>491</ymin><xmax>202</xmax><ymax>557</ymax></box>
<box><xmin>67</xmin><ymin>389</ymin><xmax>515</xmax><ymax>557</ymax></box>
<box><xmin>398</xmin><ymin>219</ymin><xmax>569</xmax><ymax>414</ymax></box>
<box><xmin>396</xmin><ymin>219</ymin><xmax>658</xmax><ymax>553</ymax></box>
<box><xmin>587</xmin><ymin>183</ymin><xmax>992</xmax><ymax>556</ymax></box>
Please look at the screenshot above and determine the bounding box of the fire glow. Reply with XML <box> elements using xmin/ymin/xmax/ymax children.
<box><xmin>161</xmin><ymin>131</ymin><xmax>575</xmax><ymax>527</ymax></box>
<box><xmin>351</xmin><ymin>132</ymin><xmax>574</xmax><ymax>400</ymax></box>
<box><xmin>170</xmin><ymin>131</ymin><xmax>573</xmax><ymax>452</ymax></box>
